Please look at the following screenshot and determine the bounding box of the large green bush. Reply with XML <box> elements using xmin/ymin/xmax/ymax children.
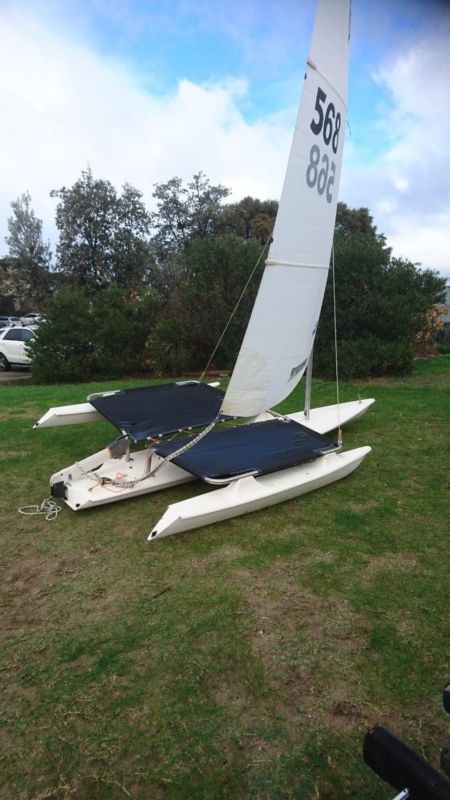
<box><xmin>27</xmin><ymin>290</ymin><xmax>94</xmax><ymax>383</ymax></box>
<box><xmin>28</xmin><ymin>286</ymin><xmax>160</xmax><ymax>383</ymax></box>
<box><xmin>315</xmin><ymin>231</ymin><xmax>446</xmax><ymax>379</ymax></box>
<box><xmin>147</xmin><ymin>234</ymin><xmax>265</xmax><ymax>374</ymax></box>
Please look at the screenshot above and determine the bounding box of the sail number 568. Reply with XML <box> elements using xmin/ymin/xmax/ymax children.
<box><xmin>307</xmin><ymin>85</ymin><xmax>341</xmax><ymax>203</ymax></box>
<box><xmin>310</xmin><ymin>87</ymin><xmax>341</xmax><ymax>154</ymax></box>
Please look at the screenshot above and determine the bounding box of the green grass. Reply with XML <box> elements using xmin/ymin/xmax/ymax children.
<box><xmin>1</xmin><ymin>357</ymin><xmax>449</xmax><ymax>799</ymax></box>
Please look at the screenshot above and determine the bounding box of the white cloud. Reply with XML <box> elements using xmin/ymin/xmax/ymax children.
<box><xmin>342</xmin><ymin>32</ymin><xmax>450</xmax><ymax>276</ymax></box>
<box><xmin>0</xmin><ymin>5</ymin><xmax>292</xmax><ymax>257</ymax></box>
<box><xmin>1</xmin><ymin>3</ymin><xmax>449</xmax><ymax>282</ymax></box>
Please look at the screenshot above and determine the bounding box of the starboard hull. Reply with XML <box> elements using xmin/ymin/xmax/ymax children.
<box><xmin>148</xmin><ymin>446</ymin><xmax>371</xmax><ymax>540</ymax></box>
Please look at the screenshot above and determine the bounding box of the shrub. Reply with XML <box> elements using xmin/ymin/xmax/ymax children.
<box><xmin>28</xmin><ymin>286</ymin><xmax>161</xmax><ymax>383</ymax></box>
<box><xmin>316</xmin><ymin>336</ymin><xmax>414</xmax><ymax>380</ymax></box>
<box><xmin>146</xmin><ymin>317</ymin><xmax>196</xmax><ymax>376</ymax></box>
<box><xmin>27</xmin><ymin>290</ymin><xmax>94</xmax><ymax>383</ymax></box>
<box><xmin>315</xmin><ymin>231</ymin><xmax>446</xmax><ymax>378</ymax></box>
<box><xmin>147</xmin><ymin>234</ymin><xmax>264</xmax><ymax>374</ymax></box>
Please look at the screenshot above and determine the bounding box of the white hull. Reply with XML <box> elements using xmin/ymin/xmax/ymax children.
<box><xmin>288</xmin><ymin>398</ymin><xmax>374</xmax><ymax>434</ymax></box>
<box><xmin>51</xmin><ymin>450</ymin><xmax>194</xmax><ymax>511</ymax></box>
<box><xmin>35</xmin><ymin>402</ymin><xmax>103</xmax><ymax>428</ymax></box>
<box><xmin>34</xmin><ymin>382</ymin><xmax>221</xmax><ymax>430</ymax></box>
<box><xmin>49</xmin><ymin>399</ymin><xmax>373</xmax><ymax>511</ymax></box>
<box><xmin>253</xmin><ymin>398</ymin><xmax>375</xmax><ymax>433</ymax></box>
<box><xmin>149</xmin><ymin>446</ymin><xmax>371</xmax><ymax>540</ymax></box>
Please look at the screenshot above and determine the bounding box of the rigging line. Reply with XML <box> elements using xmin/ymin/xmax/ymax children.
<box><xmin>331</xmin><ymin>243</ymin><xmax>342</xmax><ymax>445</ymax></box>
<box><xmin>97</xmin><ymin>417</ymin><xmax>220</xmax><ymax>488</ymax></box>
<box><xmin>149</xmin><ymin>416</ymin><xmax>219</xmax><ymax>477</ymax></box>
<box><xmin>199</xmin><ymin>232</ymin><xmax>273</xmax><ymax>382</ymax></box>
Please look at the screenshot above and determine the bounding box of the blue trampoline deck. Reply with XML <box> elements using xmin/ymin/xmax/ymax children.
<box><xmin>154</xmin><ymin>418</ymin><xmax>339</xmax><ymax>481</ymax></box>
<box><xmin>89</xmin><ymin>381</ymin><xmax>227</xmax><ymax>442</ymax></box>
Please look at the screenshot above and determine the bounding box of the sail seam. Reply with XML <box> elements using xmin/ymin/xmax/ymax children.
<box><xmin>266</xmin><ymin>260</ymin><xmax>329</xmax><ymax>270</ymax></box>
<box><xmin>306</xmin><ymin>59</ymin><xmax>348</xmax><ymax>110</ymax></box>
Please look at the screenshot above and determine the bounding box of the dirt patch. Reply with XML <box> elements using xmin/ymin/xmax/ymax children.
<box><xmin>204</xmin><ymin>673</ymin><xmax>251</xmax><ymax>718</ymax></box>
<box><xmin>360</xmin><ymin>552</ymin><xmax>417</xmax><ymax>583</ymax></box>
<box><xmin>235</xmin><ymin>564</ymin><xmax>371</xmax><ymax>734</ymax></box>
<box><xmin>1</xmin><ymin>548</ymin><xmax>118</xmax><ymax>634</ymax></box>
<box><xmin>0</xmin><ymin>402</ymin><xmax>41</xmax><ymax>422</ymax></box>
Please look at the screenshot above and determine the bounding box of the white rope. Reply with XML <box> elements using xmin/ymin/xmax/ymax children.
<box><xmin>331</xmin><ymin>243</ymin><xmax>342</xmax><ymax>445</ymax></box>
<box><xmin>97</xmin><ymin>417</ymin><xmax>219</xmax><ymax>489</ymax></box>
<box><xmin>18</xmin><ymin>497</ymin><xmax>62</xmax><ymax>521</ymax></box>
<box><xmin>148</xmin><ymin>417</ymin><xmax>219</xmax><ymax>477</ymax></box>
<box><xmin>199</xmin><ymin>233</ymin><xmax>272</xmax><ymax>381</ymax></box>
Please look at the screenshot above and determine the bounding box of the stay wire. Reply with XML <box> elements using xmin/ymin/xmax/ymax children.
<box><xmin>199</xmin><ymin>232</ymin><xmax>272</xmax><ymax>382</ymax></box>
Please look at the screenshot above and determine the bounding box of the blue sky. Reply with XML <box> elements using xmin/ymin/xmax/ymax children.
<box><xmin>0</xmin><ymin>0</ymin><xmax>449</xmax><ymax>277</ymax></box>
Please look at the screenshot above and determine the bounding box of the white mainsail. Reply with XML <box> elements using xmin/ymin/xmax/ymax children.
<box><xmin>221</xmin><ymin>0</ymin><xmax>351</xmax><ymax>418</ymax></box>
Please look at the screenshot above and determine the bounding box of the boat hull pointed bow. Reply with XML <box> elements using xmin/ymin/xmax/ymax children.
<box><xmin>148</xmin><ymin>445</ymin><xmax>371</xmax><ymax>541</ymax></box>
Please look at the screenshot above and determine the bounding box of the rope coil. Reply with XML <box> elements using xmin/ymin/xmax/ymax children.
<box><xmin>18</xmin><ymin>497</ymin><xmax>62</xmax><ymax>521</ymax></box>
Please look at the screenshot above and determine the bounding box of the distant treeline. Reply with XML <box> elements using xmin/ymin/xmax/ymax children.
<box><xmin>0</xmin><ymin>169</ymin><xmax>446</xmax><ymax>381</ymax></box>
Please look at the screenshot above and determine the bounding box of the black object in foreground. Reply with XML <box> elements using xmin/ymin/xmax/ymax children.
<box><xmin>363</xmin><ymin>725</ymin><xmax>450</xmax><ymax>800</ymax></box>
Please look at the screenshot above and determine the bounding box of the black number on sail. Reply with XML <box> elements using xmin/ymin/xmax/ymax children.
<box><xmin>323</xmin><ymin>103</ymin><xmax>335</xmax><ymax>146</ymax></box>
<box><xmin>332</xmin><ymin>113</ymin><xmax>341</xmax><ymax>154</ymax></box>
<box><xmin>310</xmin><ymin>87</ymin><xmax>341</xmax><ymax>154</ymax></box>
<box><xmin>310</xmin><ymin>87</ymin><xmax>327</xmax><ymax>135</ymax></box>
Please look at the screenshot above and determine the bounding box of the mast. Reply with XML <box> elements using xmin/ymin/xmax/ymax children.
<box><xmin>304</xmin><ymin>347</ymin><xmax>314</xmax><ymax>420</ymax></box>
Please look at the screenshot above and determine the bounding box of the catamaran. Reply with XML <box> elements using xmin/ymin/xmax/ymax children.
<box><xmin>35</xmin><ymin>0</ymin><xmax>373</xmax><ymax>539</ymax></box>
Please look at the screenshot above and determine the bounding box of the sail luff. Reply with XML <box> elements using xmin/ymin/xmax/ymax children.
<box><xmin>221</xmin><ymin>0</ymin><xmax>351</xmax><ymax>418</ymax></box>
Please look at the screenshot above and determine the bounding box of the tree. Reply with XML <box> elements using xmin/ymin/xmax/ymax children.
<box><xmin>150</xmin><ymin>172</ymin><xmax>230</xmax><ymax>259</ymax></box>
<box><xmin>147</xmin><ymin>234</ymin><xmax>265</xmax><ymax>374</ymax></box>
<box><xmin>315</xmin><ymin>229</ymin><xmax>446</xmax><ymax>378</ymax></box>
<box><xmin>51</xmin><ymin>168</ymin><xmax>154</xmax><ymax>293</ymax></box>
<box><xmin>27</xmin><ymin>289</ymin><xmax>94</xmax><ymax>382</ymax></box>
<box><xmin>28</xmin><ymin>285</ymin><xmax>161</xmax><ymax>382</ymax></box>
<box><xmin>0</xmin><ymin>257</ymin><xmax>23</xmax><ymax>313</ymax></box>
<box><xmin>110</xmin><ymin>183</ymin><xmax>155</xmax><ymax>290</ymax></box>
<box><xmin>335</xmin><ymin>202</ymin><xmax>384</xmax><ymax>242</ymax></box>
<box><xmin>5</xmin><ymin>191</ymin><xmax>51</xmax><ymax>308</ymax></box>
<box><xmin>218</xmin><ymin>196</ymin><xmax>278</xmax><ymax>243</ymax></box>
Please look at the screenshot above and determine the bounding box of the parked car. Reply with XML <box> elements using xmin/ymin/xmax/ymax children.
<box><xmin>0</xmin><ymin>315</ymin><xmax>21</xmax><ymax>327</ymax></box>
<box><xmin>20</xmin><ymin>312</ymin><xmax>43</xmax><ymax>326</ymax></box>
<box><xmin>0</xmin><ymin>326</ymin><xmax>35</xmax><ymax>370</ymax></box>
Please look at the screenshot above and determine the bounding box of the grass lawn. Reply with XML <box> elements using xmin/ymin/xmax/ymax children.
<box><xmin>1</xmin><ymin>357</ymin><xmax>449</xmax><ymax>799</ymax></box>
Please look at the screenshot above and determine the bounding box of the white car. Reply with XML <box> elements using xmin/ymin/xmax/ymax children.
<box><xmin>0</xmin><ymin>326</ymin><xmax>35</xmax><ymax>370</ymax></box>
<box><xmin>20</xmin><ymin>312</ymin><xmax>43</xmax><ymax>326</ymax></box>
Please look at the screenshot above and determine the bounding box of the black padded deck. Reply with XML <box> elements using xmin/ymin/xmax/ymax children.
<box><xmin>89</xmin><ymin>382</ymin><xmax>226</xmax><ymax>443</ymax></box>
<box><xmin>154</xmin><ymin>418</ymin><xmax>338</xmax><ymax>481</ymax></box>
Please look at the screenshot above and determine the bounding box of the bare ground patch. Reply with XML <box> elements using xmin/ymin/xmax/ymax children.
<box><xmin>234</xmin><ymin>564</ymin><xmax>372</xmax><ymax>735</ymax></box>
<box><xmin>360</xmin><ymin>552</ymin><xmax>417</xmax><ymax>584</ymax></box>
<box><xmin>0</xmin><ymin>402</ymin><xmax>43</xmax><ymax>423</ymax></box>
<box><xmin>1</xmin><ymin>547</ymin><xmax>120</xmax><ymax>634</ymax></box>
